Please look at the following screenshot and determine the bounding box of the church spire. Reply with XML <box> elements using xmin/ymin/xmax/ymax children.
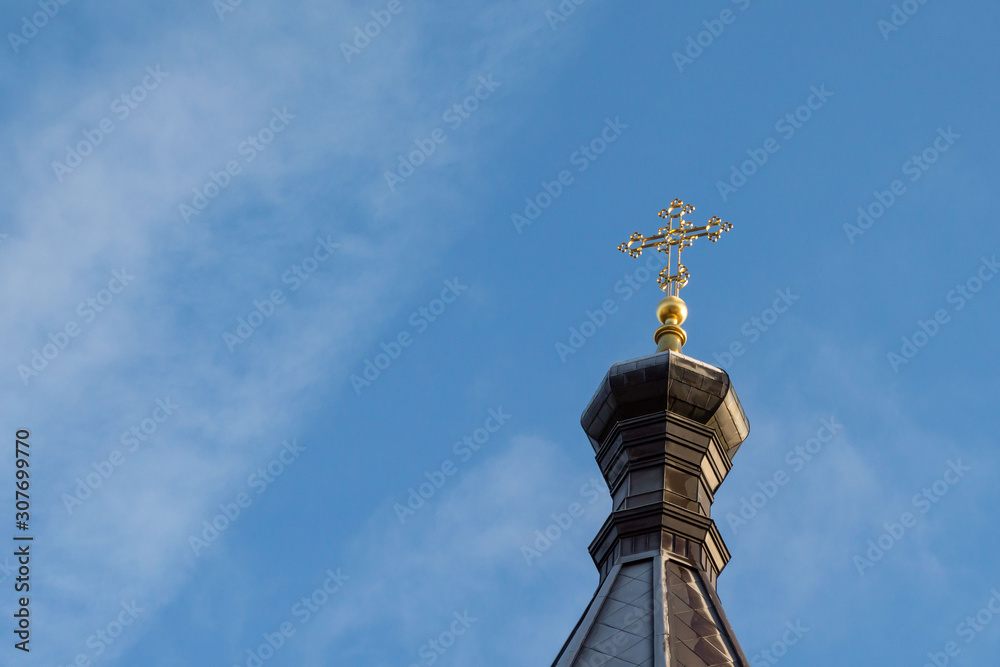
<box><xmin>552</xmin><ymin>211</ymin><xmax>750</xmax><ymax>666</ymax></box>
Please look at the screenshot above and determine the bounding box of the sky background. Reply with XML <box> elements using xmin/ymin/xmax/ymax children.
<box><xmin>1</xmin><ymin>0</ymin><xmax>999</xmax><ymax>665</ymax></box>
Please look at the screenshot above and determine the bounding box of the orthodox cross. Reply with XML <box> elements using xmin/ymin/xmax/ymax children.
<box><xmin>617</xmin><ymin>199</ymin><xmax>733</xmax><ymax>297</ymax></box>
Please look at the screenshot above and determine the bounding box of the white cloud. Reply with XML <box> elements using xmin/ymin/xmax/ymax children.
<box><xmin>0</xmin><ymin>0</ymin><xmax>569</xmax><ymax>663</ymax></box>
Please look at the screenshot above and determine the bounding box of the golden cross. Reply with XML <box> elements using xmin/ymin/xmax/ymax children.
<box><xmin>617</xmin><ymin>199</ymin><xmax>733</xmax><ymax>296</ymax></box>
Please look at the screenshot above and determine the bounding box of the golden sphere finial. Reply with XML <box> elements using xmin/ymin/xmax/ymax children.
<box><xmin>654</xmin><ymin>295</ymin><xmax>688</xmax><ymax>353</ymax></box>
<box><xmin>656</xmin><ymin>295</ymin><xmax>688</xmax><ymax>326</ymax></box>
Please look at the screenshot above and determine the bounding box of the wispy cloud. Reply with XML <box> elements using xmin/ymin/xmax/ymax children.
<box><xmin>0</xmin><ymin>0</ymin><xmax>566</xmax><ymax>663</ymax></box>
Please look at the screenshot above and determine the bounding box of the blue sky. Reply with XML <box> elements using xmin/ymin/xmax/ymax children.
<box><xmin>2</xmin><ymin>0</ymin><xmax>999</xmax><ymax>665</ymax></box>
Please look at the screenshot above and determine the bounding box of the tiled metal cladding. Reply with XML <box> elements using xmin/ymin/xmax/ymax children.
<box><xmin>664</xmin><ymin>561</ymin><xmax>742</xmax><ymax>666</ymax></box>
<box><xmin>571</xmin><ymin>560</ymin><xmax>656</xmax><ymax>667</ymax></box>
<box><xmin>557</xmin><ymin>557</ymin><xmax>749</xmax><ymax>667</ymax></box>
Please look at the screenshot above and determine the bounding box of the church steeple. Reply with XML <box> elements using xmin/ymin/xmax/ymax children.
<box><xmin>552</xmin><ymin>205</ymin><xmax>750</xmax><ymax>666</ymax></box>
